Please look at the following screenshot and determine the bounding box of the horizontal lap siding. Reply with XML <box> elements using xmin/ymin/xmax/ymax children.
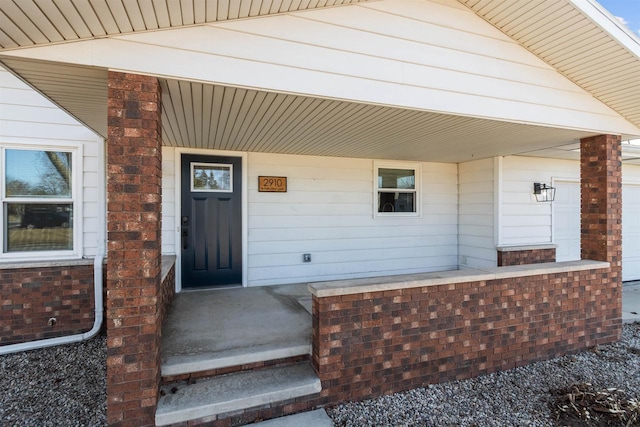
<box><xmin>501</xmin><ymin>156</ymin><xmax>578</xmax><ymax>246</ymax></box>
<box><xmin>247</xmin><ymin>153</ymin><xmax>458</xmax><ymax>286</ymax></box>
<box><xmin>0</xmin><ymin>67</ymin><xmax>100</xmax><ymax>257</ymax></box>
<box><xmin>459</xmin><ymin>158</ymin><xmax>495</xmax><ymax>268</ymax></box>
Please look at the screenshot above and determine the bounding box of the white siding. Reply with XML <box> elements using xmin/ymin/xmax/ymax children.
<box><xmin>502</xmin><ymin>156</ymin><xmax>640</xmax><ymax>281</ymax></box>
<box><xmin>247</xmin><ymin>153</ymin><xmax>458</xmax><ymax>286</ymax></box>
<box><xmin>458</xmin><ymin>158</ymin><xmax>495</xmax><ymax>268</ymax></box>
<box><xmin>623</xmin><ymin>168</ymin><xmax>640</xmax><ymax>281</ymax></box>
<box><xmin>161</xmin><ymin>147</ymin><xmax>176</xmax><ymax>255</ymax></box>
<box><xmin>0</xmin><ymin>66</ymin><xmax>101</xmax><ymax>258</ymax></box>
<box><xmin>3</xmin><ymin>0</ymin><xmax>637</xmax><ymax>137</ymax></box>
<box><xmin>501</xmin><ymin>156</ymin><xmax>578</xmax><ymax>246</ymax></box>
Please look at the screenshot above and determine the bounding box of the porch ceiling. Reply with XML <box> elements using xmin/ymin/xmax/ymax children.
<box><xmin>160</xmin><ymin>78</ymin><xmax>597</xmax><ymax>163</ymax></box>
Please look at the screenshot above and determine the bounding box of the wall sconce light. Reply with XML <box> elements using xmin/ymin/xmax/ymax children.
<box><xmin>533</xmin><ymin>183</ymin><xmax>556</xmax><ymax>202</ymax></box>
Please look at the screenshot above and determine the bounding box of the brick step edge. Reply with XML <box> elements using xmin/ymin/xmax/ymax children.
<box><xmin>162</xmin><ymin>354</ymin><xmax>310</xmax><ymax>385</ymax></box>
<box><xmin>156</xmin><ymin>362</ymin><xmax>322</xmax><ymax>426</ymax></box>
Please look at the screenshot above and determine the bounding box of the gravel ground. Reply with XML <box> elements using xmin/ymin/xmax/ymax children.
<box><xmin>329</xmin><ymin>322</ymin><xmax>640</xmax><ymax>427</ymax></box>
<box><xmin>0</xmin><ymin>333</ymin><xmax>106</xmax><ymax>427</ymax></box>
<box><xmin>0</xmin><ymin>324</ymin><xmax>638</xmax><ymax>427</ymax></box>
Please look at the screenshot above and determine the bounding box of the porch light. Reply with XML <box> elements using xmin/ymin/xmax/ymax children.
<box><xmin>533</xmin><ymin>183</ymin><xmax>556</xmax><ymax>202</ymax></box>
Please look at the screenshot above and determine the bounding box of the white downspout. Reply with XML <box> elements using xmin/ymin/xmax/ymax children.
<box><xmin>0</xmin><ymin>136</ymin><xmax>106</xmax><ymax>355</ymax></box>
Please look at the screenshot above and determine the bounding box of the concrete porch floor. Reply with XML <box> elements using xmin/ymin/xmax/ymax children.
<box><xmin>160</xmin><ymin>283</ymin><xmax>312</xmax><ymax>377</ymax></box>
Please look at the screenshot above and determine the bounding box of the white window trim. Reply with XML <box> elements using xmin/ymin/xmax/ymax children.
<box><xmin>373</xmin><ymin>161</ymin><xmax>422</xmax><ymax>218</ymax></box>
<box><xmin>0</xmin><ymin>142</ymin><xmax>83</xmax><ymax>261</ymax></box>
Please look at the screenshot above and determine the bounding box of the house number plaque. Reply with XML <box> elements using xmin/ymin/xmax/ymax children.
<box><xmin>258</xmin><ymin>176</ymin><xmax>287</xmax><ymax>192</ymax></box>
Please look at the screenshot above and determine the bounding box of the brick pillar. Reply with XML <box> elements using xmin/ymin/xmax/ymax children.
<box><xmin>106</xmin><ymin>71</ymin><xmax>162</xmax><ymax>426</ymax></box>
<box><xmin>580</xmin><ymin>134</ymin><xmax>622</xmax><ymax>339</ymax></box>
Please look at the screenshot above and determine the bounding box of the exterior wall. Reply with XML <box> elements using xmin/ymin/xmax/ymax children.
<box><xmin>500</xmin><ymin>155</ymin><xmax>640</xmax><ymax>280</ymax></box>
<box><xmin>161</xmin><ymin>147</ymin><xmax>176</xmax><ymax>256</ymax></box>
<box><xmin>623</xmin><ymin>179</ymin><xmax>640</xmax><ymax>281</ymax></box>
<box><xmin>312</xmin><ymin>266</ymin><xmax>620</xmax><ymax>405</ymax></box>
<box><xmin>458</xmin><ymin>158</ymin><xmax>495</xmax><ymax>268</ymax></box>
<box><xmin>0</xmin><ymin>66</ymin><xmax>102</xmax><ymax>258</ymax></box>
<box><xmin>500</xmin><ymin>156</ymin><xmax>578</xmax><ymax>246</ymax></box>
<box><xmin>161</xmin><ymin>150</ymin><xmax>459</xmax><ymax>286</ymax></box>
<box><xmin>247</xmin><ymin>153</ymin><xmax>458</xmax><ymax>286</ymax></box>
<box><xmin>0</xmin><ymin>261</ymin><xmax>95</xmax><ymax>345</ymax></box>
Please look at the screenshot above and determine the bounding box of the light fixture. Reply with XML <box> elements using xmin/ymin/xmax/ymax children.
<box><xmin>533</xmin><ymin>183</ymin><xmax>556</xmax><ymax>202</ymax></box>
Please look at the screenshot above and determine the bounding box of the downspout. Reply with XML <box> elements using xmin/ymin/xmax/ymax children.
<box><xmin>0</xmin><ymin>136</ymin><xmax>106</xmax><ymax>355</ymax></box>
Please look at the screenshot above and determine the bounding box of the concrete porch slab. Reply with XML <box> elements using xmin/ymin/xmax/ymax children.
<box><xmin>161</xmin><ymin>283</ymin><xmax>312</xmax><ymax>376</ymax></box>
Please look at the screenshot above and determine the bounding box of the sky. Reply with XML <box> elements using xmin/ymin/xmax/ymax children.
<box><xmin>597</xmin><ymin>0</ymin><xmax>640</xmax><ymax>37</ymax></box>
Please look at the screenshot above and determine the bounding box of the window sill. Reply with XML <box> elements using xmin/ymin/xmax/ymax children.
<box><xmin>0</xmin><ymin>258</ymin><xmax>95</xmax><ymax>270</ymax></box>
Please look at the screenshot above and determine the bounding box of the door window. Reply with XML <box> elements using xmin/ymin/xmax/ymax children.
<box><xmin>190</xmin><ymin>163</ymin><xmax>232</xmax><ymax>192</ymax></box>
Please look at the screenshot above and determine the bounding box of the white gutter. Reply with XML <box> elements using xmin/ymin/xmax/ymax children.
<box><xmin>0</xmin><ymin>136</ymin><xmax>106</xmax><ymax>355</ymax></box>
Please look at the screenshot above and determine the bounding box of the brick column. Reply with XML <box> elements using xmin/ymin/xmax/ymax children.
<box><xmin>580</xmin><ymin>134</ymin><xmax>622</xmax><ymax>340</ymax></box>
<box><xmin>106</xmin><ymin>71</ymin><xmax>162</xmax><ymax>426</ymax></box>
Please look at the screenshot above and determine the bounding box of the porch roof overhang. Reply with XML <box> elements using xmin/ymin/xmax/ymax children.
<box><xmin>0</xmin><ymin>0</ymin><xmax>639</xmax><ymax>164</ymax></box>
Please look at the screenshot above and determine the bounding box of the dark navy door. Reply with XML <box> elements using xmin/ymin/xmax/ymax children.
<box><xmin>181</xmin><ymin>154</ymin><xmax>242</xmax><ymax>288</ymax></box>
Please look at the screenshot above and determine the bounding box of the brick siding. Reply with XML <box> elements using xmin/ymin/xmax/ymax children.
<box><xmin>312</xmin><ymin>267</ymin><xmax>619</xmax><ymax>404</ymax></box>
<box><xmin>0</xmin><ymin>263</ymin><xmax>94</xmax><ymax>345</ymax></box>
<box><xmin>497</xmin><ymin>248</ymin><xmax>556</xmax><ymax>266</ymax></box>
<box><xmin>106</xmin><ymin>71</ymin><xmax>163</xmax><ymax>427</ymax></box>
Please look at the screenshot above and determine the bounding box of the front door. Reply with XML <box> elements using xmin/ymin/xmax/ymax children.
<box><xmin>181</xmin><ymin>154</ymin><xmax>242</xmax><ymax>288</ymax></box>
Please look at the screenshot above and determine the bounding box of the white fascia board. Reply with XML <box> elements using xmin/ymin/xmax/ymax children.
<box><xmin>569</xmin><ymin>0</ymin><xmax>640</xmax><ymax>59</ymax></box>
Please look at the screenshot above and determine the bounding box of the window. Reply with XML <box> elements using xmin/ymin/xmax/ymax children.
<box><xmin>1</xmin><ymin>146</ymin><xmax>79</xmax><ymax>257</ymax></box>
<box><xmin>191</xmin><ymin>163</ymin><xmax>232</xmax><ymax>192</ymax></box>
<box><xmin>374</xmin><ymin>162</ymin><xmax>421</xmax><ymax>217</ymax></box>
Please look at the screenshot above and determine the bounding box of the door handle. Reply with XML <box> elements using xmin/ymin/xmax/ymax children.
<box><xmin>182</xmin><ymin>229</ymin><xmax>188</xmax><ymax>250</ymax></box>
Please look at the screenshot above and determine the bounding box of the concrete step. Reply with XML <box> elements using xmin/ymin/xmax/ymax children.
<box><xmin>252</xmin><ymin>409</ymin><xmax>333</xmax><ymax>427</ymax></box>
<box><xmin>155</xmin><ymin>362</ymin><xmax>321</xmax><ymax>426</ymax></box>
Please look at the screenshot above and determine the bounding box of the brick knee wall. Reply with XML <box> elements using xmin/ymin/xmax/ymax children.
<box><xmin>0</xmin><ymin>264</ymin><xmax>95</xmax><ymax>345</ymax></box>
<box><xmin>497</xmin><ymin>248</ymin><xmax>556</xmax><ymax>266</ymax></box>
<box><xmin>313</xmin><ymin>268</ymin><xmax>619</xmax><ymax>404</ymax></box>
<box><xmin>159</xmin><ymin>264</ymin><xmax>176</xmax><ymax>326</ymax></box>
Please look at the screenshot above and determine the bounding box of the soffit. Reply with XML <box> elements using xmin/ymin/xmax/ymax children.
<box><xmin>458</xmin><ymin>0</ymin><xmax>640</xmax><ymax>131</ymax></box>
<box><xmin>0</xmin><ymin>0</ymin><xmax>370</xmax><ymax>50</ymax></box>
<box><xmin>160</xmin><ymin>79</ymin><xmax>596</xmax><ymax>163</ymax></box>
<box><xmin>1</xmin><ymin>58</ymin><xmax>108</xmax><ymax>136</ymax></box>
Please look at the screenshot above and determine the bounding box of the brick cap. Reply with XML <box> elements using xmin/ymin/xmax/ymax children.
<box><xmin>0</xmin><ymin>258</ymin><xmax>97</xmax><ymax>270</ymax></box>
<box><xmin>496</xmin><ymin>244</ymin><xmax>557</xmax><ymax>252</ymax></box>
<box><xmin>309</xmin><ymin>260</ymin><xmax>610</xmax><ymax>297</ymax></box>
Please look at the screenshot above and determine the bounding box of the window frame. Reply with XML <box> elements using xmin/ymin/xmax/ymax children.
<box><xmin>373</xmin><ymin>161</ymin><xmax>422</xmax><ymax>218</ymax></box>
<box><xmin>0</xmin><ymin>142</ymin><xmax>83</xmax><ymax>261</ymax></box>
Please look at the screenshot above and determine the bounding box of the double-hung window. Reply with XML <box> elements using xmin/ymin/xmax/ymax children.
<box><xmin>374</xmin><ymin>162</ymin><xmax>421</xmax><ymax>217</ymax></box>
<box><xmin>1</xmin><ymin>145</ymin><xmax>79</xmax><ymax>258</ymax></box>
